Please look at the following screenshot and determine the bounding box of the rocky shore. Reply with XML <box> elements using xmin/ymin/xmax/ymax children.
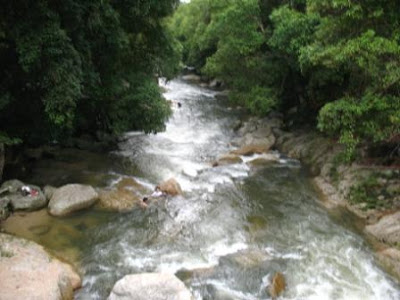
<box><xmin>0</xmin><ymin>88</ymin><xmax>398</xmax><ymax>297</ymax></box>
<box><xmin>230</xmin><ymin>113</ymin><xmax>400</xmax><ymax>281</ymax></box>
<box><xmin>0</xmin><ymin>174</ymin><xmax>190</xmax><ymax>299</ymax></box>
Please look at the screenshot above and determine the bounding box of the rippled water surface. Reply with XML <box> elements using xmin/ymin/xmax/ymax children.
<box><xmin>11</xmin><ymin>78</ymin><xmax>400</xmax><ymax>299</ymax></box>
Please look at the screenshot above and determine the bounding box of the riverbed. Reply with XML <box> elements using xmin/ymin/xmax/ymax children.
<box><xmin>5</xmin><ymin>78</ymin><xmax>400</xmax><ymax>299</ymax></box>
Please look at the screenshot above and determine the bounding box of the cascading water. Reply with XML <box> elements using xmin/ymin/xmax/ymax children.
<box><xmin>73</xmin><ymin>78</ymin><xmax>399</xmax><ymax>299</ymax></box>
<box><xmin>9</xmin><ymin>78</ymin><xmax>398</xmax><ymax>299</ymax></box>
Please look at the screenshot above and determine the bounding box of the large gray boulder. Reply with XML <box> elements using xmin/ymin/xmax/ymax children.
<box><xmin>365</xmin><ymin>211</ymin><xmax>400</xmax><ymax>245</ymax></box>
<box><xmin>0</xmin><ymin>233</ymin><xmax>81</xmax><ymax>300</ymax></box>
<box><xmin>48</xmin><ymin>184</ymin><xmax>99</xmax><ymax>216</ymax></box>
<box><xmin>0</xmin><ymin>179</ymin><xmax>47</xmax><ymax>211</ymax></box>
<box><xmin>108</xmin><ymin>273</ymin><xmax>193</xmax><ymax>300</ymax></box>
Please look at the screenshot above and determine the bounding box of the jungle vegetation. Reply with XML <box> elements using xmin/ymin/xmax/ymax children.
<box><xmin>0</xmin><ymin>0</ymin><xmax>181</xmax><ymax>146</ymax></box>
<box><xmin>169</xmin><ymin>0</ymin><xmax>400</xmax><ymax>162</ymax></box>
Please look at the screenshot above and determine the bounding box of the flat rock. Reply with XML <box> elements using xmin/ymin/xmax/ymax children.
<box><xmin>108</xmin><ymin>273</ymin><xmax>193</xmax><ymax>300</ymax></box>
<box><xmin>0</xmin><ymin>233</ymin><xmax>81</xmax><ymax>300</ymax></box>
<box><xmin>98</xmin><ymin>188</ymin><xmax>142</xmax><ymax>212</ymax></box>
<box><xmin>376</xmin><ymin>247</ymin><xmax>400</xmax><ymax>280</ymax></box>
<box><xmin>212</xmin><ymin>154</ymin><xmax>243</xmax><ymax>167</ymax></box>
<box><xmin>231</xmin><ymin>143</ymin><xmax>272</xmax><ymax>156</ymax></box>
<box><xmin>365</xmin><ymin>211</ymin><xmax>400</xmax><ymax>245</ymax></box>
<box><xmin>48</xmin><ymin>184</ymin><xmax>98</xmax><ymax>216</ymax></box>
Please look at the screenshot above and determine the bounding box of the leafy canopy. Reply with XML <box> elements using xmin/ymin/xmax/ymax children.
<box><xmin>0</xmin><ymin>0</ymin><xmax>180</xmax><ymax>145</ymax></box>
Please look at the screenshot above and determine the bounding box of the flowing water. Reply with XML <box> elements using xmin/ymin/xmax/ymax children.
<box><xmin>7</xmin><ymin>78</ymin><xmax>400</xmax><ymax>299</ymax></box>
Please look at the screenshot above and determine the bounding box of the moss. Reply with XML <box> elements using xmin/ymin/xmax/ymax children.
<box><xmin>0</xmin><ymin>246</ymin><xmax>14</xmax><ymax>258</ymax></box>
<box><xmin>348</xmin><ymin>175</ymin><xmax>387</xmax><ymax>210</ymax></box>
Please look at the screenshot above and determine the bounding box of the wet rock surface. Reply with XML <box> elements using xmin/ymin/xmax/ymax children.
<box><xmin>108</xmin><ymin>273</ymin><xmax>193</xmax><ymax>300</ymax></box>
<box><xmin>0</xmin><ymin>179</ymin><xmax>47</xmax><ymax>211</ymax></box>
<box><xmin>0</xmin><ymin>233</ymin><xmax>81</xmax><ymax>300</ymax></box>
<box><xmin>48</xmin><ymin>184</ymin><xmax>99</xmax><ymax>216</ymax></box>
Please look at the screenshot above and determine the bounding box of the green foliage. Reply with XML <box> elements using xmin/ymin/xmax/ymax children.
<box><xmin>170</xmin><ymin>0</ymin><xmax>400</xmax><ymax>162</ymax></box>
<box><xmin>0</xmin><ymin>0</ymin><xmax>179</xmax><ymax>145</ymax></box>
<box><xmin>348</xmin><ymin>175</ymin><xmax>387</xmax><ymax>210</ymax></box>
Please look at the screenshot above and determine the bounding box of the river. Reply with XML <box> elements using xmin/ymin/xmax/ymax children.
<box><xmin>7</xmin><ymin>78</ymin><xmax>400</xmax><ymax>299</ymax></box>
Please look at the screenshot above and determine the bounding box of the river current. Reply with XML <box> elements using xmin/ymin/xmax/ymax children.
<box><xmin>11</xmin><ymin>78</ymin><xmax>400</xmax><ymax>299</ymax></box>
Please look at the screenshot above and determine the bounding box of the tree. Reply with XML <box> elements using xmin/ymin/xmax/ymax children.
<box><xmin>170</xmin><ymin>0</ymin><xmax>400</xmax><ymax>162</ymax></box>
<box><xmin>0</xmin><ymin>0</ymin><xmax>180</xmax><ymax>146</ymax></box>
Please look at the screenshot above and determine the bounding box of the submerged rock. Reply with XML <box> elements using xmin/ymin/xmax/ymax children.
<box><xmin>159</xmin><ymin>178</ymin><xmax>183</xmax><ymax>196</ymax></box>
<box><xmin>0</xmin><ymin>179</ymin><xmax>47</xmax><ymax>211</ymax></box>
<box><xmin>268</xmin><ymin>272</ymin><xmax>286</xmax><ymax>299</ymax></box>
<box><xmin>48</xmin><ymin>184</ymin><xmax>98</xmax><ymax>216</ymax></box>
<box><xmin>0</xmin><ymin>233</ymin><xmax>81</xmax><ymax>300</ymax></box>
<box><xmin>108</xmin><ymin>273</ymin><xmax>193</xmax><ymax>300</ymax></box>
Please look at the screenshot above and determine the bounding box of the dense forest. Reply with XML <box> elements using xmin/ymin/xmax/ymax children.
<box><xmin>1</xmin><ymin>0</ymin><xmax>399</xmax><ymax>164</ymax></box>
<box><xmin>0</xmin><ymin>0</ymin><xmax>180</xmax><ymax>147</ymax></box>
<box><xmin>169</xmin><ymin>0</ymin><xmax>400</xmax><ymax>162</ymax></box>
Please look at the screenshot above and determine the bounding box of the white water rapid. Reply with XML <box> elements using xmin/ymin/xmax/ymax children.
<box><xmin>75</xmin><ymin>78</ymin><xmax>400</xmax><ymax>299</ymax></box>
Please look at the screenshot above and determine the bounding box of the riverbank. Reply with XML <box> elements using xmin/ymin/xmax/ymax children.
<box><xmin>232</xmin><ymin>113</ymin><xmax>400</xmax><ymax>281</ymax></box>
<box><xmin>0</xmin><ymin>77</ymin><xmax>399</xmax><ymax>299</ymax></box>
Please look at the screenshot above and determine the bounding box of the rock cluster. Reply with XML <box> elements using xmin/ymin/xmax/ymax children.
<box><xmin>234</xmin><ymin>112</ymin><xmax>400</xmax><ymax>281</ymax></box>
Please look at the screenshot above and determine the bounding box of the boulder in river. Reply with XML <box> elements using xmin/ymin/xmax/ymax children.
<box><xmin>159</xmin><ymin>178</ymin><xmax>183</xmax><ymax>196</ymax></box>
<box><xmin>0</xmin><ymin>179</ymin><xmax>47</xmax><ymax>211</ymax></box>
<box><xmin>268</xmin><ymin>272</ymin><xmax>286</xmax><ymax>299</ymax></box>
<box><xmin>0</xmin><ymin>233</ymin><xmax>81</xmax><ymax>300</ymax></box>
<box><xmin>108</xmin><ymin>273</ymin><xmax>193</xmax><ymax>300</ymax></box>
<box><xmin>231</xmin><ymin>143</ymin><xmax>272</xmax><ymax>156</ymax></box>
<box><xmin>98</xmin><ymin>189</ymin><xmax>141</xmax><ymax>212</ymax></box>
<box><xmin>97</xmin><ymin>177</ymin><xmax>150</xmax><ymax>211</ymax></box>
<box><xmin>48</xmin><ymin>184</ymin><xmax>99</xmax><ymax>216</ymax></box>
<box><xmin>376</xmin><ymin>247</ymin><xmax>400</xmax><ymax>280</ymax></box>
<box><xmin>365</xmin><ymin>211</ymin><xmax>400</xmax><ymax>245</ymax></box>
<box><xmin>212</xmin><ymin>154</ymin><xmax>243</xmax><ymax>167</ymax></box>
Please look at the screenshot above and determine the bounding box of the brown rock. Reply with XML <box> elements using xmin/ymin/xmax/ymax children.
<box><xmin>159</xmin><ymin>178</ymin><xmax>183</xmax><ymax>196</ymax></box>
<box><xmin>116</xmin><ymin>177</ymin><xmax>148</xmax><ymax>193</ymax></box>
<box><xmin>268</xmin><ymin>272</ymin><xmax>285</xmax><ymax>299</ymax></box>
<box><xmin>97</xmin><ymin>177</ymin><xmax>150</xmax><ymax>212</ymax></box>
<box><xmin>376</xmin><ymin>247</ymin><xmax>400</xmax><ymax>280</ymax></box>
<box><xmin>365</xmin><ymin>211</ymin><xmax>400</xmax><ymax>245</ymax></box>
<box><xmin>212</xmin><ymin>154</ymin><xmax>243</xmax><ymax>167</ymax></box>
<box><xmin>0</xmin><ymin>233</ymin><xmax>81</xmax><ymax>300</ymax></box>
<box><xmin>231</xmin><ymin>144</ymin><xmax>271</xmax><ymax>156</ymax></box>
<box><xmin>98</xmin><ymin>189</ymin><xmax>141</xmax><ymax>212</ymax></box>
